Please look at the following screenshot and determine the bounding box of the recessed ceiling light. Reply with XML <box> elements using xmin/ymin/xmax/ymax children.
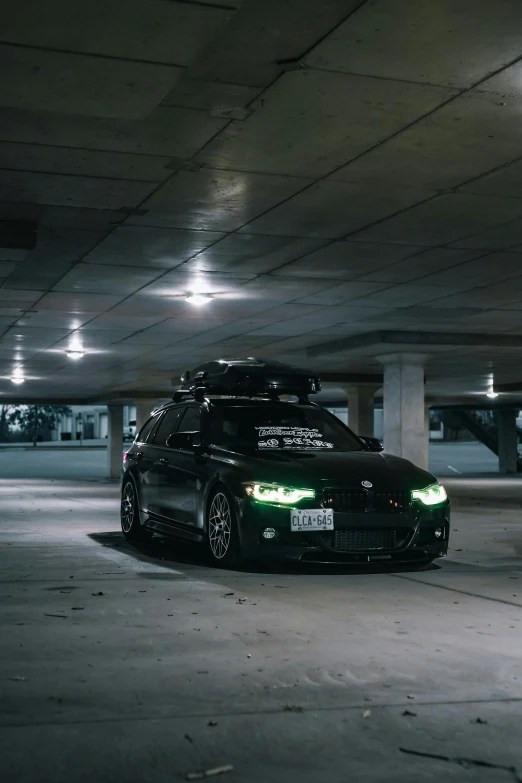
<box><xmin>185</xmin><ymin>293</ymin><xmax>212</xmax><ymax>305</ymax></box>
<box><xmin>486</xmin><ymin>390</ymin><xmax>499</xmax><ymax>398</ymax></box>
<box><xmin>66</xmin><ymin>350</ymin><xmax>85</xmax><ymax>360</ymax></box>
<box><xmin>10</xmin><ymin>377</ymin><xmax>24</xmax><ymax>385</ymax></box>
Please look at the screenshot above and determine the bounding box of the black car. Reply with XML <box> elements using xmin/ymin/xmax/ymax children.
<box><xmin>121</xmin><ymin>358</ymin><xmax>449</xmax><ymax>566</ymax></box>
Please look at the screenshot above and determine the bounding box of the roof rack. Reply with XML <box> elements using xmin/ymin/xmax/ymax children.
<box><xmin>173</xmin><ymin>358</ymin><xmax>321</xmax><ymax>403</ymax></box>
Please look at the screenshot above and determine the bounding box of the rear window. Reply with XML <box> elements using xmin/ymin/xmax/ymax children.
<box><xmin>209</xmin><ymin>404</ymin><xmax>362</xmax><ymax>453</ymax></box>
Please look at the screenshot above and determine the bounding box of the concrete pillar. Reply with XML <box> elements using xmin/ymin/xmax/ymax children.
<box><xmin>107</xmin><ymin>405</ymin><xmax>124</xmax><ymax>480</ymax></box>
<box><xmin>377</xmin><ymin>353</ymin><xmax>427</xmax><ymax>469</ymax></box>
<box><xmin>424</xmin><ymin>403</ymin><xmax>431</xmax><ymax>471</ymax></box>
<box><xmin>135</xmin><ymin>400</ymin><xmax>157</xmax><ymax>434</ymax></box>
<box><xmin>341</xmin><ymin>384</ymin><xmax>379</xmax><ymax>436</ymax></box>
<box><xmin>497</xmin><ymin>409</ymin><xmax>518</xmax><ymax>474</ymax></box>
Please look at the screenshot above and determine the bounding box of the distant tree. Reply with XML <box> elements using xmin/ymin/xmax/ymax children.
<box><xmin>8</xmin><ymin>404</ymin><xmax>72</xmax><ymax>446</ymax></box>
<box><xmin>0</xmin><ymin>405</ymin><xmax>15</xmax><ymax>442</ymax></box>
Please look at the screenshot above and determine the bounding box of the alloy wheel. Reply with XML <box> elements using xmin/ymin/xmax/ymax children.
<box><xmin>208</xmin><ymin>492</ymin><xmax>232</xmax><ymax>560</ymax></box>
<box><xmin>121</xmin><ymin>483</ymin><xmax>134</xmax><ymax>533</ymax></box>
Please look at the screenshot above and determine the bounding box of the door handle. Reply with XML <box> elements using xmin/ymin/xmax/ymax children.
<box><xmin>158</xmin><ymin>458</ymin><xmax>168</xmax><ymax>465</ymax></box>
<box><xmin>128</xmin><ymin>451</ymin><xmax>143</xmax><ymax>460</ymax></box>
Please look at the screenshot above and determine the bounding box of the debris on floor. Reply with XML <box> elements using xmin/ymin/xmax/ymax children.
<box><xmin>362</xmin><ymin>710</ymin><xmax>372</xmax><ymax>719</ymax></box>
<box><xmin>402</xmin><ymin>710</ymin><xmax>417</xmax><ymax>717</ymax></box>
<box><xmin>91</xmin><ymin>592</ymin><xmax>105</xmax><ymax>596</ymax></box>
<box><xmin>186</xmin><ymin>765</ymin><xmax>234</xmax><ymax>780</ymax></box>
<box><xmin>283</xmin><ymin>704</ymin><xmax>303</xmax><ymax>713</ymax></box>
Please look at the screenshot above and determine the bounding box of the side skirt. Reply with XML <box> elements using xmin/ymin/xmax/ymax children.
<box><xmin>145</xmin><ymin>514</ymin><xmax>204</xmax><ymax>543</ymax></box>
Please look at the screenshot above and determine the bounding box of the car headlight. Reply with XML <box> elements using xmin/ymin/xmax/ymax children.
<box><xmin>244</xmin><ymin>483</ymin><xmax>315</xmax><ymax>505</ymax></box>
<box><xmin>411</xmin><ymin>483</ymin><xmax>447</xmax><ymax>506</ymax></box>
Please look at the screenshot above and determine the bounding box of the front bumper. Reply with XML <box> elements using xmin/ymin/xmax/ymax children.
<box><xmin>238</xmin><ymin>498</ymin><xmax>450</xmax><ymax>563</ymax></box>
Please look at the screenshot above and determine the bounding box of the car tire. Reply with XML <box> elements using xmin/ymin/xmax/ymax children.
<box><xmin>206</xmin><ymin>486</ymin><xmax>242</xmax><ymax>566</ymax></box>
<box><xmin>121</xmin><ymin>479</ymin><xmax>152</xmax><ymax>542</ymax></box>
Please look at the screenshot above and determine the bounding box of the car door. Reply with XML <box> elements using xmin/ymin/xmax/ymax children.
<box><xmin>126</xmin><ymin>411</ymin><xmax>163</xmax><ymax>512</ymax></box>
<box><xmin>145</xmin><ymin>406</ymin><xmax>186</xmax><ymax>517</ymax></box>
<box><xmin>156</xmin><ymin>404</ymin><xmax>204</xmax><ymax>528</ymax></box>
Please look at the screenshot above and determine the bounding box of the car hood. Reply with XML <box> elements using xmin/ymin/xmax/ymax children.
<box><xmin>240</xmin><ymin>449</ymin><xmax>435</xmax><ymax>491</ymax></box>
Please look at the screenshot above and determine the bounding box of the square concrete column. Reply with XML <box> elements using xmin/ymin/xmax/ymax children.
<box><xmin>342</xmin><ymin>384</ymin><xmax>379</xmax><ymax>436</ymax></box>
<box><xmin>377</xmin><ymin>353</ymin><xmax>427</xmax><ymax>469</ymax></box>
<box><xmin>107</xmin><ymin>405</ymin><xmax>124</xmax><ymax>480</ymax></box>
<box><xmin>135</xmin><ymin>400</ymin><xmax>158</xmax><ymax>434</ymax></box>
<box><xmin>496</xmin><ymin>409</ymin><xmax>518</xmax><ymax>474</ymax></box>
<box><xmin>424</xmin><ymin>403</ymin><xmax>431</xmax><ymax>472</ymax></box>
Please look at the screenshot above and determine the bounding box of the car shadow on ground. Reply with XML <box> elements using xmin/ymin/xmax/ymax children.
<box><xmin>88</xmin><ymin>531</ymin><xmax>441</xmax><ymax>577</ymax></box>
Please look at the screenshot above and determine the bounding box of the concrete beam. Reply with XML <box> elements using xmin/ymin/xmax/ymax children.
<box><xmin>308</xmin><ymin>330</ymin><xmax>522</xmax><ymax>358</ymax></box>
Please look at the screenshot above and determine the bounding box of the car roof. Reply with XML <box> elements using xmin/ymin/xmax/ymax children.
<box><xmin>156</xmin><ymin>397</ymin><xmax>316</xmax><ymax>413</ymax></box>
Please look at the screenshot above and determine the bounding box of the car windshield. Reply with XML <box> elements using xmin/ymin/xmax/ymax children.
<box><xmin>209</xmin><ymin>404</ymin><xmax>363</xmax><ymax>452</ymax></box>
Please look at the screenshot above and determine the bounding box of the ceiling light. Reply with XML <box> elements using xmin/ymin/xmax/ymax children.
<box><xmin>66</xmin><ymin>350</ymin><xmax>85</xmax><ymax>360</ymax></box>
<box><xmin>10</xmin><ymin>376</ymin><xmax>24</xmax><ymax>385</ymax></box>
<box><xmin>185</xmin><ymin>293</ymin><xmax>212</xmax><ymax>305</ymax></box>
<box><xmin>486</xmin><ymin>390</ymin><xmax>499</xmax><ymax>399</ymax></box>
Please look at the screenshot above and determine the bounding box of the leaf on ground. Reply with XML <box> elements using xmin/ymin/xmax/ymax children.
<box><xmin>186</xmin><ymin>765</ymin><xmax>234</xmax><ymax>780</ymax></box>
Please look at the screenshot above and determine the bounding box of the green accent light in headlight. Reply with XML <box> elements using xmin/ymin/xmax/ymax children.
<box><xmin>245</xmin><ymin>483</ymin><xmax>315</xmax><ymax>505</ymax></box>
<box><xmin>412</xmin><ymin>483</ymin><xmax>447</xmax><ymax>506</ymax></box>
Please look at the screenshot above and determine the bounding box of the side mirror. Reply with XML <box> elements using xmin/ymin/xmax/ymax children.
<box><xmin>191</xmin><ymin>432</ymin><xmax>203</xmax><ymax>450</ymax></box>
<box><xmin>166</xmin><ymin>432</ymin><xmax>202</xmax><ymax>451</ymax></box>
<box><xmin>360</xmin><ymin>436</ymin><xmax>383</xmax><ymax>452</ymax></box>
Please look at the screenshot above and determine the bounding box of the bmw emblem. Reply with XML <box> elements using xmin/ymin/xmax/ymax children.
<box><xmin>361</xmin><ymin>480</ymin><xmax>373</xmax><ymax>488</ymax></box>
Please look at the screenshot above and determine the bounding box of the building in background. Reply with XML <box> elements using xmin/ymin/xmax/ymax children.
<box><xmin>53</xmin><ymin>405</ymin><xmax>136</xmax><ymax>441</ymax></box>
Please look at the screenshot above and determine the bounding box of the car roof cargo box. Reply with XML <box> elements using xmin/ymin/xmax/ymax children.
<box><xmin>178</xmin><ymin>358</ymin><xmax>321</xmax><ymax>400</ymax></box>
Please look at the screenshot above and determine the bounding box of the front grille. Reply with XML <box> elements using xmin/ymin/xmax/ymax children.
<box><xmin>373</xmin><ymin>492</ymin><xmax>411</xmax><ymax>513</ymax></box>
<box><xmin>334</xmin><ymin>529</ymin><xmax>397</xmax><ymax>551</ymax></box>
<box><xmin>322</xmin><ymin>489</ymin><xmax>411</xmax><ymax>513</ymax></box>
<box><xmin>322</xmin><ymin>490</ymin><xmax>368</xmax><ymax>512</ymax></box>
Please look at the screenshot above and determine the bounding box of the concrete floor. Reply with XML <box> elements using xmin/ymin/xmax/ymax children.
<box><xmin>1</xmin><ymin>473</ymin><xmax>521</xmax><ymax>782</ymax></box>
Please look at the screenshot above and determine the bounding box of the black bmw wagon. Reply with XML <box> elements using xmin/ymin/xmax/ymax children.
<box><xmin>121</xmin><ymin>359</ymin><xmax>449</xmax><ymax>566</ymax></box>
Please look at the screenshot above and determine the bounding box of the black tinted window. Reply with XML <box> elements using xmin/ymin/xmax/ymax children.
<box><xmin>178</xmin><ymin>406</ymin><xmax>201</xmax><ymax>433</ymax></box>
<box><xmin>210</xmin><ymin>404</ymin><xmax>362</xmax><ymax>452</ymax></box>
<box><xmin>152</xmin><ymin>408</ymin><xmax>184</xmax><ymax>446</ymax></box>
<box><xmin>137</xmin><ymin>414</ymin><xmax>159</xmax><ymax>443</ymax></box>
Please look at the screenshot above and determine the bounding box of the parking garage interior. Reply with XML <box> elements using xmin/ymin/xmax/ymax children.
<box><xmin>1</xmin><ymin>2</ymin><xmax>522</xmax><ymax>781</ymax></box>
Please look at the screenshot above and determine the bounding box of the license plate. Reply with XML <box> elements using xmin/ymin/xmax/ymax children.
<box><xmin>290</xmin><ymin>509</ymin><xmax>334</xmax><ymax>532</ymax></box>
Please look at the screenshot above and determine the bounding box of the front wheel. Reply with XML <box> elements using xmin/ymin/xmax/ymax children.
<box><xmin>206</xmin><ymin>488</ymin><xmax>242</xmax><ymax>566</ymax></box>
<box><xmin>121</xmin><ymin>479</ymin><xmax>152</xmax><ymax>542</ymax></box>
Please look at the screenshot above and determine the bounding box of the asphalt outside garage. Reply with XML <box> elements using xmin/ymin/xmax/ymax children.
<box><xmin>1</xmin><ymin>457</ymin><xmax>521</xmax><ymax>782</ymax></box>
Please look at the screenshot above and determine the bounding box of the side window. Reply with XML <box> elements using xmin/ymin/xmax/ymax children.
<box><xmin>137</xmin><ymin>414</ymin><xmax>159</xmax><ymax>443</ymax></box>
<box><xmin>152</xmin><ymin>408</ymin><xmax>184</xmax><ymax>446</ymax></box>
<box><xmin>178</xmin><ymin>406</ymin><xmax>201</xmax><ymax>433</ymax></box>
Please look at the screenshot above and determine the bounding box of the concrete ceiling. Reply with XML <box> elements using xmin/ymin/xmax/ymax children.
<box><xmin>2</xmin><ymin>0</ymin><xmax>522</xmax><ymax>403</ymax></box>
